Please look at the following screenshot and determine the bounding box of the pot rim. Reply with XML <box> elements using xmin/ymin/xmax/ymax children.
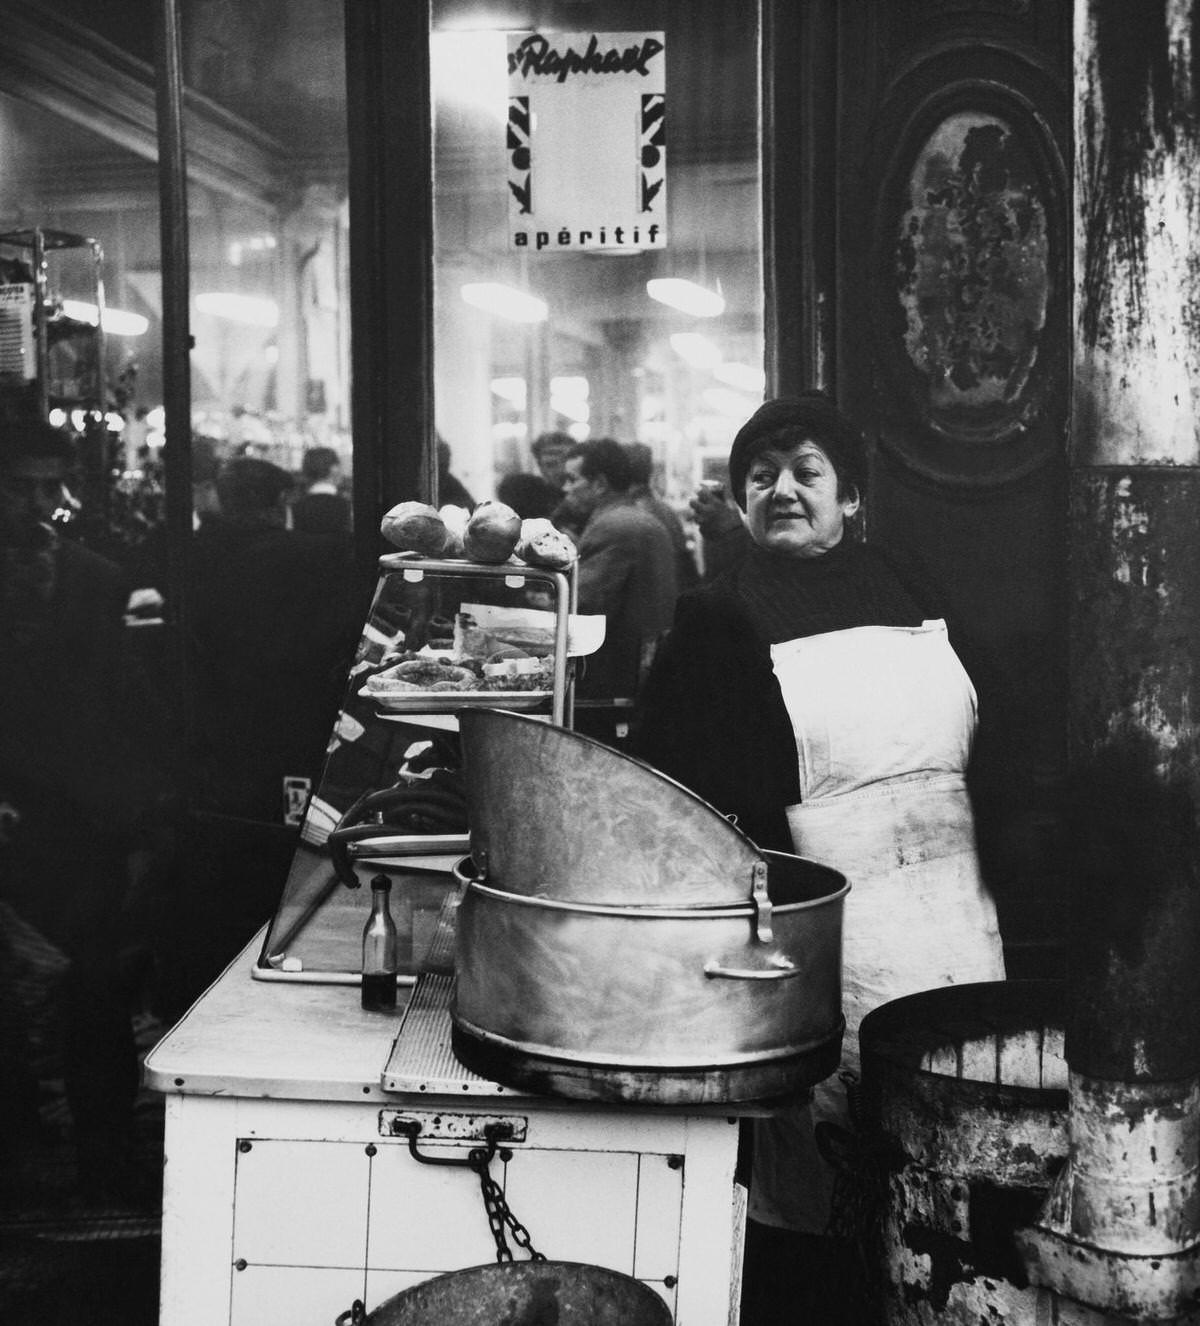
<box><xmin>460</xmin><ymin>872</ymin><xmax>850</xmax><ymax>918</ymax></box>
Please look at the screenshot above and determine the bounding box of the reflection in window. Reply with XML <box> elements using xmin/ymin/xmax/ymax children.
<box><xmin>431</xmin><ymin>2</ymin><xmax>763</xmax><ymax>515</ymax></box>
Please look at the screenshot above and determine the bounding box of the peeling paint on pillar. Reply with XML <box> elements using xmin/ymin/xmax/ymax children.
<box><xmin>1024</xmin><ymin>0</ymin><xmax>1200</xmax><ymax>1313</ymax></box>
<box><xmin>1074</xmin><ymin>0</ymin><xmax>1200</xmax><ymax>466</ymax></box>
<box><xmin>1068</xmin><ymin>468</ymin><xmax>1200</xmax><ymax>1083</ymax></box>
<box><xmin>1069</xmin><ymin>0</ymin><xmax>1200</xmax><ymax>1083</ymax></box>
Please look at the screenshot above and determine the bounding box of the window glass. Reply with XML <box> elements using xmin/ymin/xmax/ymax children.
<box><xmin>182</xmin><ymin>0</ymin><xmax>352</xmax><ymax>478</ymax></box>
<box><xmin>0</xmin><ymin>1</ymin><xmax>351</xmax><ymax>554</ymax></box>
<box><xmin>431</xmin><ymin>1</ymin><xmax>763</xmax><ymax>524</ymax></box>
<box><xmin>0</xmin><ymin>3</ymin><xmax>355</xmax><ymax>834</ymax></box>
<box><xmin>0</xmin><ymin>83</ymin><xmax>163</xmax><ymax>560</ymax></box>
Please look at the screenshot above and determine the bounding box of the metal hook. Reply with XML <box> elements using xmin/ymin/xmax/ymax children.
<box><xmin>392</xmin><ymin>1118</ymin><xmax>511</xmax><ymax>1167</ymax></box>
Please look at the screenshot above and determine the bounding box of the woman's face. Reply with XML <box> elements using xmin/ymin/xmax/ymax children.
<box><xmin>743</xmin><ymin>440</ymin><xmax>859</xmax><ymax>558</ymax></box>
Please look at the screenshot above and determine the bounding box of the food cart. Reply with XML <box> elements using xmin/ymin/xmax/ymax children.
<box><xmin>145</xmin><ymin>550</ymin><xmax>848</xmax><ymax>1325</ymax></box>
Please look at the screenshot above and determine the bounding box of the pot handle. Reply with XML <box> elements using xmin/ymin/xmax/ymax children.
<box><xmin>703</xmin><ymin>956</ymin><xmax>804</xmax><ymax>980</ymax></box>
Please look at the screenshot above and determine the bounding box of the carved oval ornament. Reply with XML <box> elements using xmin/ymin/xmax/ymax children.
<box><xmin>894</xmin><ymin>111</ymin><xmax>1050</xmax><ymax>442</ymax></box>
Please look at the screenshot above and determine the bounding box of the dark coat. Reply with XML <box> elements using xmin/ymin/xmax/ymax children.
<box><xmin>632</xmin><ymin>541</ymin><xmax>962</xmax><ymax>852</ymax></box>
<box><xmin>0</xmin><ymin>537</ymin><xmax>168</xmax><ymax>842</ymax></box>
<box><xmin>188</xmin><ymin>516</ymin><xmax>366</xmax><ymax>819</ymax></box>
<box><xmin>291</xmin><ymin>490</ymin><xmax>352</xmax><ymax>537</ymax></box>
<box><xmin>575</xmin><ymin>497</ymin><xmax>679</xmax><ymax>700</ymax></box>
<box><xmin>632</xmin><ymin>582</ymin><xmax>799</xmax><ymax>851</ymax></box>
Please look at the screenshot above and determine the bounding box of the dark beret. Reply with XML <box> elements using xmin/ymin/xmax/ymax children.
<box><xmin>727</xmin><ymin>393</ymin><xmax>868</xmax><ymax>509</ymax></box>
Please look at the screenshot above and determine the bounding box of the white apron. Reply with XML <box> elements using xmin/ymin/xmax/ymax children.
<box><xmin>750</xmin><ymin>621</ymin><xmax>1006</xmax><ymax>1233</ymax></box>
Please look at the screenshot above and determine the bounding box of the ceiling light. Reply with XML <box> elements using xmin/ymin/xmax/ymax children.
<box><xmin>551</xmin><ymin>375</ymin><xmax>589</xmax><ymax>402</ymax></box>
<box><xmin>431</xmin><ymin>31</ymin><xmax>508</xmax><ymax>122</ymax></box>
<box><xmin>194</xmin><ymin>292</ymin><xmax>280</xmax><ymax>328</ymax></box>
<box><xmin>714</xmin><ymin>362</ymin><xmax>766</xmax><ymax>394</ymax></box>
<box><xmin>669</xmin><ymin>332</ymin><xmax>722</xmax><ymax>370</ymax></box>
<box><xmin>228</xmin><ymin>234</ymin><xmax>278</xmax><ymax>266</ymax></box>
<box><xmin>60</xmin><ymin>299</ymin><xmax>149</xmax><ymax>337</ymax></box>
<box><xmin>647</xmin><ymin>278</ymin><xmax>725</xmax><ymax>318</ymax></box>
<box><xmin>491</xmin><ymin>377</ymin><xmax>528</xmax><ymax>409</ymax></box>
<box><xmin>551</xmin><ymin>393</ymin><xmax>590</xmax><ymax>424</ymax></box>
<box><xmin>461</xmin><ymin>283</ymin><xmax>548</xmax><ymax>324</ymax></box>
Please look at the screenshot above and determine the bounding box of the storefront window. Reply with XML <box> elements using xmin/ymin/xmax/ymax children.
<box><xmin>431</xmin><ymin>1</ymin><xmax>763</xmax><ymax>514</ymax></box>
<box><xmin>0</xmin><ymin>1</ymin><xmax>350</xmax><ymax>553</ymax></box>
<box><xmin>182</xmin><ymin>0</ymin><xmax>351</xmax><ymax>475</ymax></box>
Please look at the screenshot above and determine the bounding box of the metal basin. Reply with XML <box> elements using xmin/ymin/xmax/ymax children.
<box><xmin>459</xmin><ymin>708</ymin><xmax>765</xmax><ymax>907</ymax></box>
<box><xmin>349</xmin><ymin>1260</ymin><xmax>672</xmax><ymax>1326</ymax></box>
<box><xmin>450</xmin><ymin>850</ymin><xmax>848</xmax><ymax>1104</ymax></box>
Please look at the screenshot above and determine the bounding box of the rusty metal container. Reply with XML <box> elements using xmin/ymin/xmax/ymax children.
<box><xmin>859</xmin><ymin>980</ymin><xmax>1070</xmax><ymax>1323</ymax></box>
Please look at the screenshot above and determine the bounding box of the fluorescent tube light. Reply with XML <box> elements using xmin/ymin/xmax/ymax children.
<box><xmin>60</xmin><ymin>299</ymin><xmax>149</xmax><ymax>337</ymax></box>
<box><xmin>491</xmin><ymin>377</ymin><xmax>528</xmax><ymax>408</ymax></box>
<box><xmin>194</xmin><ymin>292</ymin><xmax>280</xmax><ymax>328</ymax></box>
<box><xmin>461</xmin><ymin>283</ymin><xmax>548</xmax><ymax>324</ymax></box>
<box><xmin>551</xmin><ymin>397</ymin><xmax>589</xmax><ymax>424</ymax></box>
<box><xmin>646</xmin><ymin>278</ymin><xmax>725</xmax><ymax>318</ymax></box>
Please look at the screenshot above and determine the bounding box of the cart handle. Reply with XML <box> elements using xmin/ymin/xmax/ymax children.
<box><xmin>703</xmin><ymin>957</ymin><xmax>804</xmax><ymax>980</ymax></box>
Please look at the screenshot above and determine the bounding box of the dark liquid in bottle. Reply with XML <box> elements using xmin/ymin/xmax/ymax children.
<box><xmin>361</xmin><ymin>972</ymin><xmax>397</xmax><ymax>1012</ymax></box>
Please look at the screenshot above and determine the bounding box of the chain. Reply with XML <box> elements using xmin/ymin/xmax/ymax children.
<box><xmin>469</xmin><ymin>1146</ymin><xmax>545</xmax><ymax>1264</ymax></box>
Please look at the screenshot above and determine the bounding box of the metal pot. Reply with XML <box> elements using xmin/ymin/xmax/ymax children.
<box><xmin>450</xmin><ymin>850</ymin><xmax>848</xmax><ymax>1105</ymax></box>
<box><xmin>459</xmin><ymin>707</ymin><xmax>764</xmax><ymax>906</ymax></box>
<box><xmin>338</xmin><ymin>1260</ymin><xmax>672</xmax><ymax>1326</ymax></box>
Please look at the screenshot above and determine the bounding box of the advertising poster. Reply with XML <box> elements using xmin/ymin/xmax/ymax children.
<box><xmin>507</xmin><ymin>31</ymin><xmax>666</xmax><ymax>253</ymax></box>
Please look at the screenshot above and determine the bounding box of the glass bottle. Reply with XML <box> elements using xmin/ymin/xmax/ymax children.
<box><xmin>361</xmin><ymin>873</ymin><xmax>398</xmax><ymax>1011</ymax></box>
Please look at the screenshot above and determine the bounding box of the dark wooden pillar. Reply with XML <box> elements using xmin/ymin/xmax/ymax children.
<box><xmin>344</xmin><ymin>0</ymin><xmax>436</xmax><ymax>576</ymax></box>
<box><xmin>762</xmin><ymin>0</ymin><xmax>838</xmax><ymax>394</ymax></box>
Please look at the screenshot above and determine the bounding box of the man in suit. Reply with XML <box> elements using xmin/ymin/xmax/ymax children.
<box><xmin>561</xmin><ymin>438</ymin><xmax>679</xmax><ymax>704</ymax></box>
<box><xmin>290</xmin><ymin>445</ymin><xmax>351</xmax><ymax>537</ymax></box>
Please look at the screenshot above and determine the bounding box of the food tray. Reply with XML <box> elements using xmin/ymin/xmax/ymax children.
<box><xmin>364</xmin><ymin>688</ymin><xmax>552</xmax><ymax>714</ymax></box>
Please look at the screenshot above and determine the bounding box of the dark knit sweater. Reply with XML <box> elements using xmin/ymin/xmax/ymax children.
<box><xmin>632</xmin><ymin>537</ymin><xmax>945</xmax><ymax>852</ymax></box>
<box><xmin>733</xmin><ymin>538</ymin><xmax>931</xmax><ymax>643</ymax></box>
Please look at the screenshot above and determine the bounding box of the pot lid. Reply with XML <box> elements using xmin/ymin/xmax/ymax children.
<box><xmin>460</xmin><ymin>708</ymin><xmax>766</xmax><ymax>906</ymax></box>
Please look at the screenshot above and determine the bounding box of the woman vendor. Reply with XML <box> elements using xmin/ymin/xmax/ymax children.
<box><xmin>633</xmin><ymin>393</ymin><xmax>1006</xmax><ymax>1323</ymax></box>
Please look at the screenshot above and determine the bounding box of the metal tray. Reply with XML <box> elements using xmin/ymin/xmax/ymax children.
<box><xmin>363</xmin><ymin>687</ymin><xmax>552</xmax><ymax>713</ymax></box>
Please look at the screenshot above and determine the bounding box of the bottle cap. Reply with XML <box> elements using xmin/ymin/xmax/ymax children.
<box><xmin>370</xmin><ymin>873</ymin><xmax>392</xmax><ymax>891</ymax></box>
